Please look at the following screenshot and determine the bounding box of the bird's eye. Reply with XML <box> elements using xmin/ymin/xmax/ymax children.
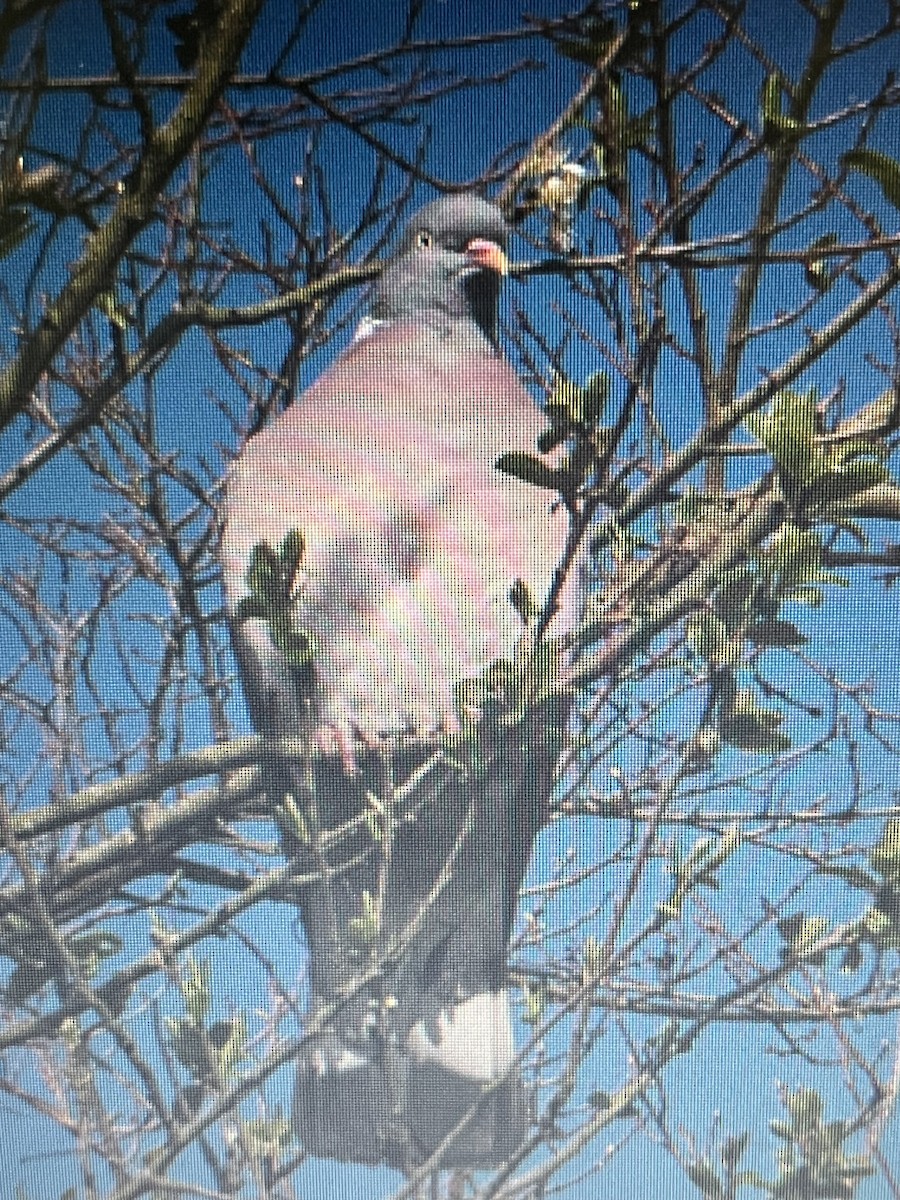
<box><xmin>416</xmin><ymin>230</ymin><xmax>432</xmax><ymax>248</ymax></box>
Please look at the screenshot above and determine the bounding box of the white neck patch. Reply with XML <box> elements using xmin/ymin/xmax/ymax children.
<box><xmin>352</xmin><ymin>316</ymin><xmax>387</xmax><ymax>344</ymax></box>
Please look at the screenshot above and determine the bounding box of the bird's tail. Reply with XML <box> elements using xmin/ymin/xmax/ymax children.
<box><xmin>294</xmin><ymin>989</ymin><xmax>528</xmax><ymax>1169</ymax></box>
<box><xmin>289</xmin><ymin>736</ymin><xmax>553</xmax><ymax>1169</ymax></box>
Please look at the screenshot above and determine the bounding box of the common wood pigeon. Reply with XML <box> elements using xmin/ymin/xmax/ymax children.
<box><xmin>219</xmin><ymin>194</ymin><xmax>581</xmax><ymax>1169</ymax></box>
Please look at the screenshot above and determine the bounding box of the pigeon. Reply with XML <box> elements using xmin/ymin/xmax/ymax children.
<box><xmin>219</xmin><ymin>194</ymin><xmax>582</xmax><ymax>1169</ymax></box>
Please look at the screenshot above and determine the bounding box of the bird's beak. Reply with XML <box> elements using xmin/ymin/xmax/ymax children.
<box><xmin>465</xmin><ymin>238</ymin><xmax>508</xmax><ymax>275</ymax></box>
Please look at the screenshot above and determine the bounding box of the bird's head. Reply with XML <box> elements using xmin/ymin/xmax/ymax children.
<box><xmin>371</xmin><ymin>195</ymin><xmax>510</xmax><ymax>344</ymax></box>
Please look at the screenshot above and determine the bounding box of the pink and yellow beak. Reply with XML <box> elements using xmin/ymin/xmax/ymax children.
<box><xmin>465</xmin><ymin>238</ymin><xmax>508</xmax><ymax>275</ymax></box>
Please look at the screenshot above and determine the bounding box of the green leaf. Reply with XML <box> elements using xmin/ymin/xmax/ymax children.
<box><xmin>747</xmin><ymin>390</ymin><xmax>825</xmax><ymax>487</ymax></box>
<box><xmin>686</xmin><ymin>610</ymin><xmax>735</xmax><ymax>664</ymax></box>
<box><xmin>96</xmin><ymin>290</ymin><xmax>131</xmax><ymax>330</ymax></box>
<box><xmin>510</xmin><ymin>579</ymin><xmax>539</xmax><ymax>624</ymax></box>
<box><xmin>496</xmin><ymin>452</ymin><xmax>565</xmax><ymax>491</ymax></box>
<box><xmin>241</xmin><ymin>1113</ymin><xmax>294</xmax><ymax>1155</ymax></box>
<box><xmin>537</xmin><ymin>425</ymin><xmax>567</xmax><ymax>453</ymax></box>
<box><xmin>721</xmin><ymin>1132</ymin><xmax>750</xmax><ymax>1169</ymax></box>
<box><xmin>760</xmin><ymin>74</ymin><xmax>803</xmax><ymax>143</ymax></box>
<box><xmin>745</xmin><ymin>620</ymin><xmax>806</xmax><ymax>648</ymax></box>
<box><xmin>207</xmin><ymin>1019</ymin><xmax>234</xmax><ymax>1050</ymax></box>
<box><xmin>719</xmin><ymin>692</ymin><xmax>791</xmax><ymax>753</ymax></box>
<box><xmin>245</xmin><ymin>542</ymin><xmax>281</xmax><ymax>602</ymax></box>
<box><xmin>843</xmin><ymin>147</ymin><xmax>900</xmax><ymax>211</ymax></box>
<box><xmin>364</xmin><ymin>810</ymin><xmax>383</xmax><ymax>843</ymax></box>
<box><xmin>582</xmin><ymin>934</ymin><xmax>606</xmax><ymax>980</ymax></box>
<box><xmin>69</xmin><ymin>930</ymin><xmax>123</xmax><ymax>978</ymax></box>
<box><xmin>0</xmin><ymin>206</ymin><xmax>33</xmax><ymax>258</ymax></box>
<box><xmin>764</xmin><ymin>523</ymin><xmax>823</xmax><ymax>586</ymax></box>
<box><xmin>522</xmin><ymin>980</ymin><xmax>550</xmax><ymax>1024</ymax></box>
<box><xmin>268</xmin><ymin>612</ymin><xmax>316</xmax><ymax>667</ymax></box>
<box><xmin>623</xmin><ymin>109</ymin><xmax>655</xmax><ymax>151</ymax></box>
<box><xmin>662</xmin><ymin>826</ymin><xmax>744</xmax><ymax>917</ymax></box>
<box><xmin>546</xmin><ymin>378</ymin><xmax>583</xmax><ymax>423</ymax></box>
<box><xmin>181</xmin><ymin>956</ymin><xmax>212</xmax><ymax>1026</ymax></box>
<box><xmin>277</xmin><ymin>794</ymin><xmax>309</xmax><ymax>843</ymax></box>
<box><xmin>685</xmin><ymin>1159</ymin><xmax>725</xmax><ymax>1198</ymax></box>
<box><xmin>587</xmin><ymin>1089</ymin><xmax>639</xmax><ymax>1118</ymax></box>
<box><xmin>842</xmin><ymin>940</ymin><xmax>865</xmax><ymax>972</ymax></box>
<box><xmin>680</xmin><ymin>727</ymin><xmax>721</xmax><ymax>773</ymax></box>
<box><xmin>244</xmin><ymin>531</ymin><xmax>307</xmax><ymax>603</ymax></box>
<box><xmin>278</xmin><ymin>529</ymin><xmax>306</xmax><ymax>576</ymax></box>
<box><xmin>805</xmin><ymin>233</ymin><xmax>838</xmax><ymax>293</ymax></box>
<box><xmin>871</xmin><ymin>818</ymin><xmax>900</xmax><ymax>880</ymax></box>
<box><xmin>787</xmin><ymin>584</ymin><xmax>824</xmax><ymax>607</ymax></box>
<box><xmin>241</xmin><ymin>532</ymin><xmax>316</xmax><ymax>666</ymax></box>
<box><xmin>167</xmin><ymin>1018</ymin><xmax>212</xmax><ymax>1076</ymax></box>
<box><xmin>545</xmin><ymin>372</ymin><xmax>609</xmax><ymax>428</ymax></box>
<box><xmin>782</xmin><ymin>1086</ymin><xmax>824</xmax><ymax>1130</ymax></box>
<box><xmin>761</xmin><ymin>74</ymin><xmax>782</xmax><ymax>126</ymax></box>
<box><xmin>234</xmin><ymin>596</ymin><xmax>267</xmax><ymax>621</ymax></box>
<box><xmin>825</xmin><ymin>458</ymin><xmax>892</xmax><ymax>500</ymax></box>
<box><xmin>97</xmin><ymin>976</ymin><xmax>133</xmax><ymax>1016</ymax></box>
<box><xmin>716</xmin><ymin>567</ymin><xmax>765</xmax><ymax>626</ymax></box>
<box><xmin>179</xmin><ymin>1083</ymin><xmax>206</xmax><ymax>1116</ymax></box>
<box><xmin>550</xmin><ymin>18</ymin><xmax>619</xmax><ymax>67</ymax></box>
<box><xmin>577</xmin><ymin>372</ymin><xmax>609</xmax><ymax>423</ymax></box>
<box><xmin>778</xmin><ymin>913</ymin><xmax>829</xmax><ymax>964</ymax></box>
<box><xmin>348</xmin><ymin>889</ymin><xmax>379</xmax><ymax>945</ymax></box>
<box><xmin>720</xmin><ymin>714</ymin><xmax>791</xmax><ymax>753</ymax></box>
<box><xmin>211</xmin><ymin>1014</ymin><xmax>247</xmax><ymax>1077</ymax></box>
<box><xmin>5</xmin><ymin>963</ymin><xmax>52</xmax><ymax>1003</ymax></box>
<box><xmin>862</xmin><ymin>903</ymin><xmax>900</xmax><ymax>949</ymax></box>
<box><xmin>733</xmin><ymin>1170</ymin><xmax>770</xmax><ymax>1190</ymax></box>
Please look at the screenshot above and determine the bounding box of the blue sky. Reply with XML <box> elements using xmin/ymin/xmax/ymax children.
<box><xmin>3</xmin><ymin>1</ymin><xmax>900</xmax><ymax>1197</ymax></box>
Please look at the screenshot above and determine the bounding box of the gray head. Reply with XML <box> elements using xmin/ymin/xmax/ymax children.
<box><xmin>370</xmin><ymin>195</ymin><xmax>510</xmax><ymax>343</ymax></box>
<box><xmin>399</xmin><ymin>195</ymin><xmax>509</xmax><ymax>256</ymax></box>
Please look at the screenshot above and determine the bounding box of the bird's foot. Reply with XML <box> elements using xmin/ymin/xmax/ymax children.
<box><xmin>312</xmin><ymin>722</ymin><xmax>361</xmax><ymax>774</ymax></box>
